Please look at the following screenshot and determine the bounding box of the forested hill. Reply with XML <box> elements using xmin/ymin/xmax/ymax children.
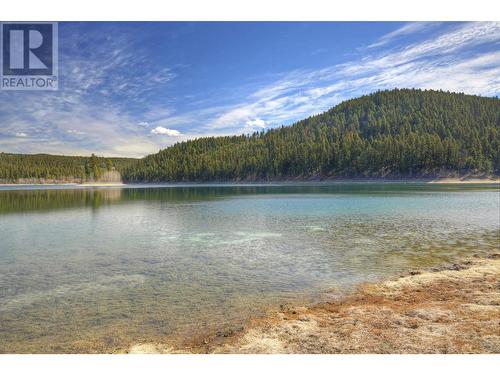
<box><xmin>123</xmin><ymin>89</ymin><xmax>500</xmax><ymax>182</ymax></box>
<box><xmin>0</xmin><ymin>153</ymin><xmax>136</xmax><ymax>183</ymax></box>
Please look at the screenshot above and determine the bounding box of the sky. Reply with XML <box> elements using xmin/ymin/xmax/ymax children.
<box><xmin>0</xmin><ymin>21</ymin><xmax>499</xmax><ymax>158</ymax></box>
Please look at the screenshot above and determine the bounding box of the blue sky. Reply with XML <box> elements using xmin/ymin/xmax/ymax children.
<box><xmin>1</xmin><ymin>21</ymin><xmax>499</xmax><ymax>157</ymax></box>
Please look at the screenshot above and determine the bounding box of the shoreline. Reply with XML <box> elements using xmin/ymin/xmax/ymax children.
<box><xmin>1</xmin><ymin>178</ymin><xmax>499</xmax><ymax>187</ymax></box>
<box><xmin>0</xmin><ymin>182</ymin><xmax>125</xmax><ymax>187</ymax></box>
<box><xmin>428</xmin><ymin>177</ymin><xmax>500</xmax><ymax>184</ymax></box>
<box><xmin>126</xmin><ymin>254</ymin><xmax>500</xmax><ymax>354</ymax></box>
<box><xmin>78</xmin><ymin>182</ymin><xmax>125</xmax><ymax>187</ymax></box>
<box><xmin>214</xmin><ymin>256</ymin><xmax>500</xmax><ymax>354</ymax></box>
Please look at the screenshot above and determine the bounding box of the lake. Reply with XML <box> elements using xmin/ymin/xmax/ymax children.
<box><xmin>0</xmin><ymin>183</ymin><xmax>498</xmax><ymax>353</ymax></box>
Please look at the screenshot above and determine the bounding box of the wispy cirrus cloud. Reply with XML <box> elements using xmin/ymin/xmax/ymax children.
<box><xmin>367</xmin><ymin>22</ymin><xmax>439</xmax><ymax>48</ymax></box>
<box><xmin>0</xmin><ymin>23</ymin><xmax>179</xmax><ymax>157</ymax></box>
<box><xmin>199</xmin><ymin>22</ymin><xmax>500</xmax><ymax>134</ymax></box>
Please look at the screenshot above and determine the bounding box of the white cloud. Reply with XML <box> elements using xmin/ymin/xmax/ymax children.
<box><xmin>67</xmin><ymin>129</ymin><xmax>87</xmax><ymax>135</ymax></box>
<box><xmin>15</xmin><ymin>132</ymin><xmax>28</xmax><ymax>137</ymax></box>
<box><xmin>137</xmin><ymin>121</ymin><xmax>149</xmax><ymax>127</ymax></box>
<box><xmin>245</xmin><ymin>118</ymin><xmax>267</xmax><ymax>129</ymax></box>
<box><xmin>151</xmin><ymin>126</ymin><xmax>182</xmax><ymax>136</ymax></box>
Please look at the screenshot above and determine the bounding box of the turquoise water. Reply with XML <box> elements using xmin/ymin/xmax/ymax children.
<box><xmin>0</xmin><ymin>183</ymin><xmax>498</xmax><ymax>352</ymax></box>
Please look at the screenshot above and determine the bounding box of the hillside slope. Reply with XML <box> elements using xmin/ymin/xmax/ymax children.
<box><xmin>123</xmin><ymin>89</ymin><xmax>500</xmax><ymax>182</ymax></box>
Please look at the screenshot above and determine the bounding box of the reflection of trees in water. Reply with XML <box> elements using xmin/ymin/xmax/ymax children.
<box><xmin>1</xmin><ymin>184</ymin><xmax>498</xmax><ymax>214</ymax></box>
<box><xmin>0</xmin><ymin>189</ymin><xmax>123</xmax><ymax>214</ymax></box>
<box><xmin>0</xmin><ymin>186</ymin><xmax>285</xmax><ymax>213</ymax></box>
<box><xmin>90</xmin><ymin>188</ymin><xmax>123</xmax><ymax>211</ymax></box>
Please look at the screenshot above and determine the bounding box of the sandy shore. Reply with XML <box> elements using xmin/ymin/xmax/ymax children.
<box><xmin>429</xmin><ymin>178</ymin><xmax>500</xmax><ymax>184</ymax></box>
<box><xmin>78</xmin><ymin>182</ymin><xmax>125</xmax><ymax>187</ymax></box>
<box><xmin>127</xmin><ymin>255</ymin><xmax>500</xmax><ymax>354</ymax></box>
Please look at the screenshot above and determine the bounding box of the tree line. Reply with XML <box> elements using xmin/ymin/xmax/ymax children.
<box><xmin>122</xmin><ymin>89</ymin><xmax>500</xmax><ymax>182</ymax></box>
<box><xmin>0</xmin><ymin>153</ymin><xmax>135</xmax><ymax>183</ymax></box>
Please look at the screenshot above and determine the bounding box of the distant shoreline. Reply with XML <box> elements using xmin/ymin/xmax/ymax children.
<box><xmin>1</xmin><ymin>177</ymin><xmax>499</xmax><ymax>186</ymax></box>
<box><xmin>0</xmin><ymin>182</ymin><xmax>125</xmax><ymax>187</ymax></box>
<box><xmin>428</xmin><ymin>177</ymin><xmax>500</xmax><ymax>184</ymax></box>
<box><xmin>78</xmin><ymin>182</ymin><xmax>126</xmax><ymax>187</ymax></box>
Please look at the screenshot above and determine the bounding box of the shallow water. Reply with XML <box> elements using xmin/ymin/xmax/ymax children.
<box><xmin>0</xmin><ymin>183</ymin><xmax>498</xmax><ymax>352</ymax></box>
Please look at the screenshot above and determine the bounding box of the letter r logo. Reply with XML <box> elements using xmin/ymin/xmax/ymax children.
<box><xmin>9</xmin><ymin>29</ymin><xmax>48</xmax><ymax>70</ymax></box>
<box><xmin>2</xmin><ymin>23</ymin><xmax>54</xmax><ymax>76</ymax></box>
